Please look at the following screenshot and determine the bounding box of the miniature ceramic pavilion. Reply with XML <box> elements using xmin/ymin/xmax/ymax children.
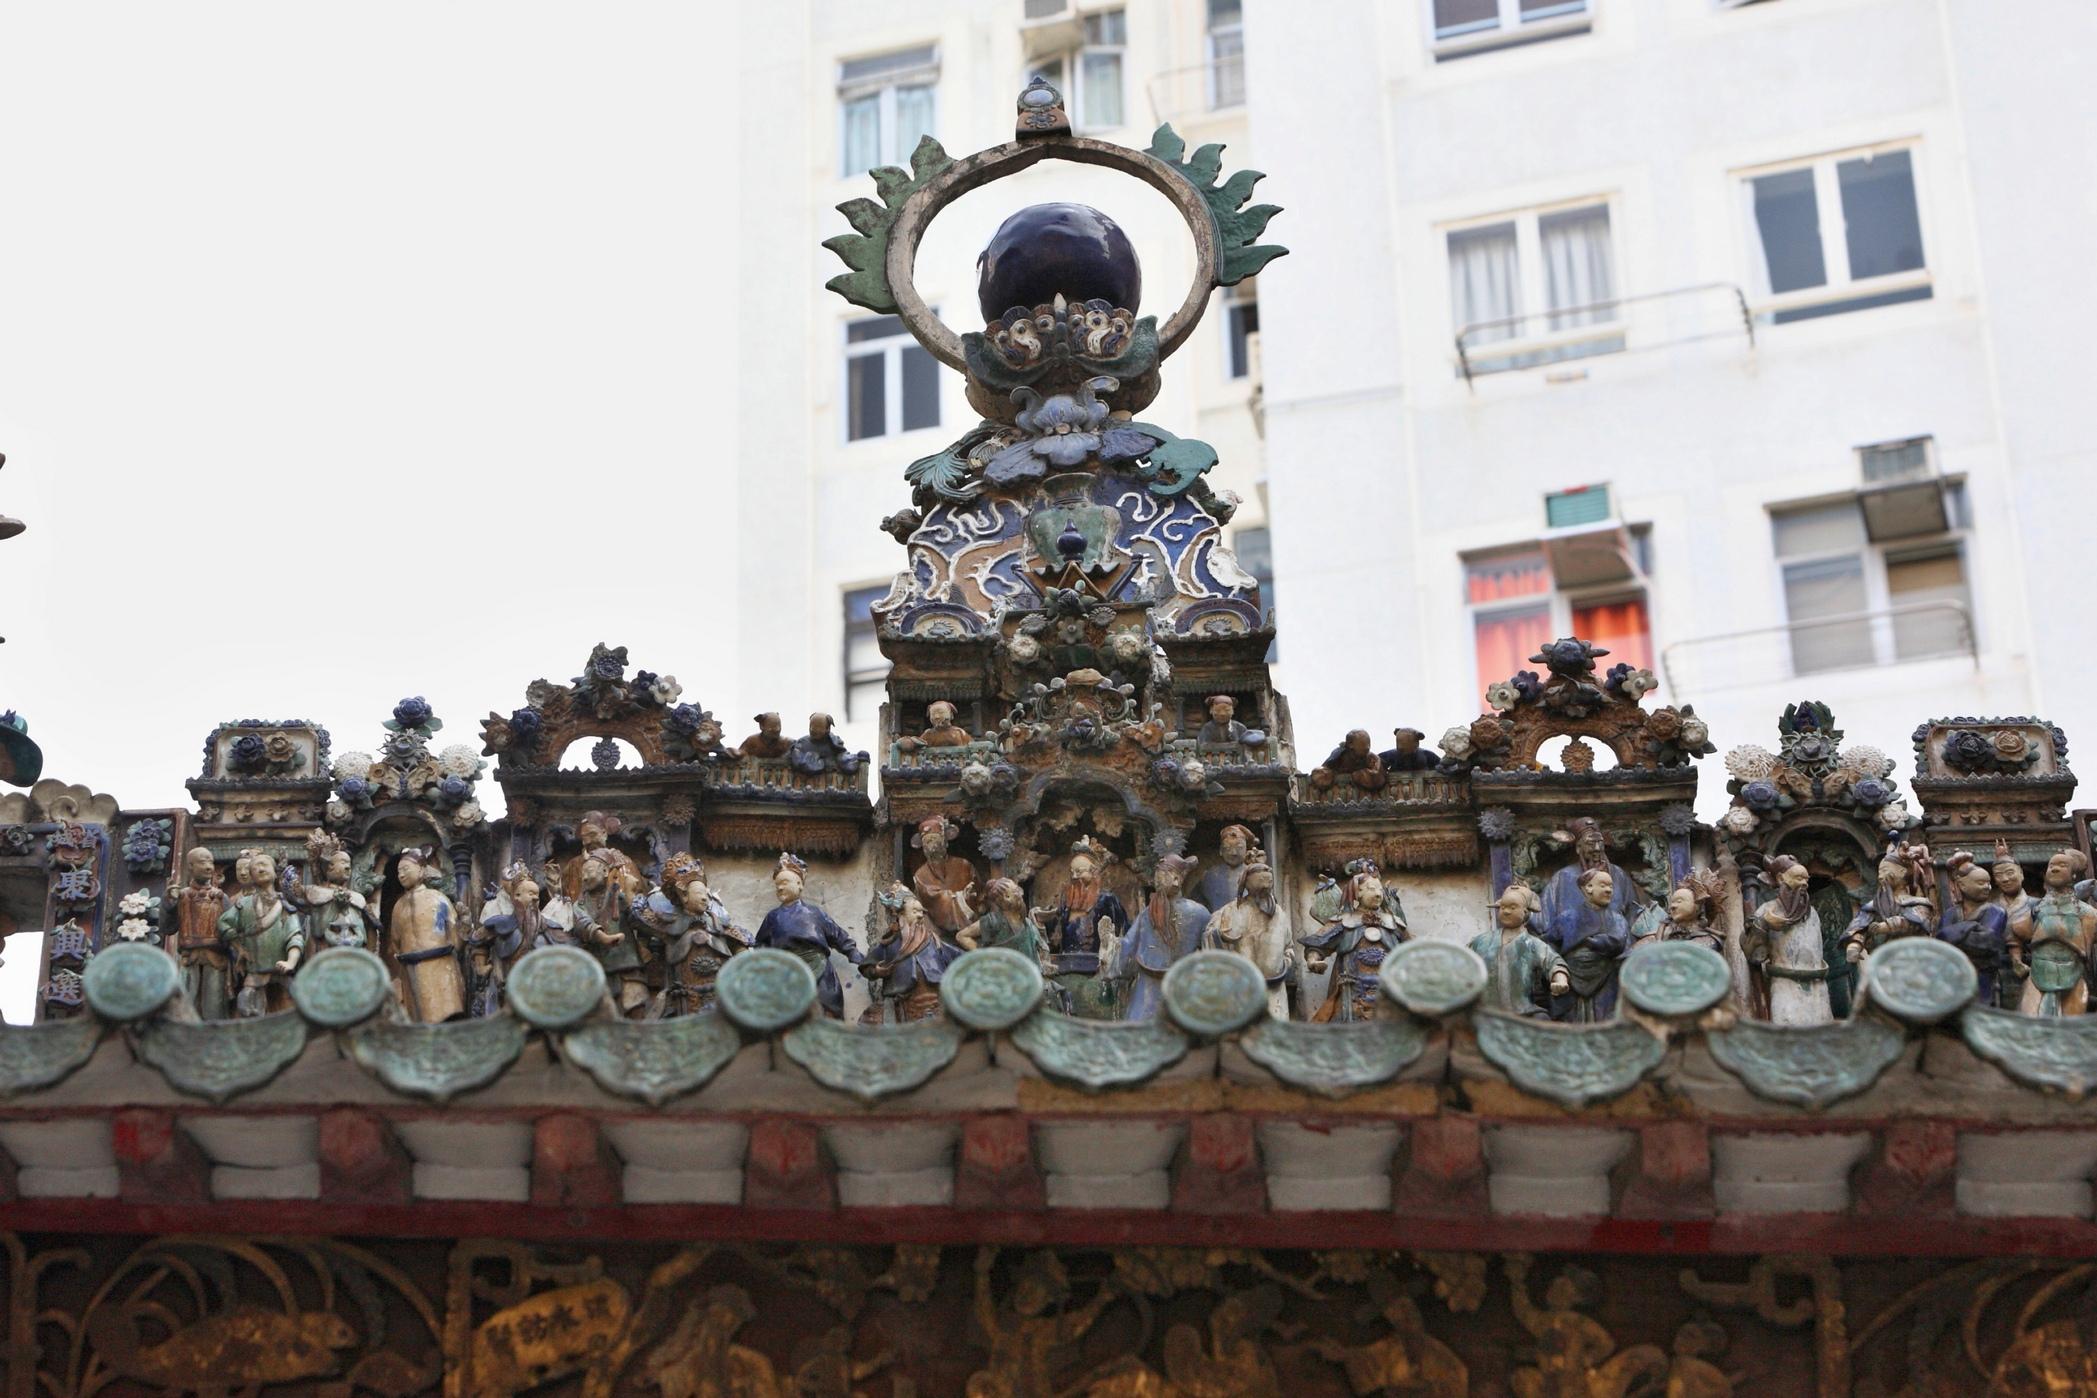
<box><xmin>2</xmin><ymin>84</ymin><xmax>2096</xmax><ymax>1395</ymax></box>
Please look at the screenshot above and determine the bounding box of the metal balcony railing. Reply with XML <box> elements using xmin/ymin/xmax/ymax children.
<box><xmin>1143</xmin><ymin>57</ymin><xmax>1246</xmax><ymax>128</ymax></box>
<box><xmin>1454</xmin><ymin>281</ymin><xmax>1754</xmax><ymax>387</ymax></box>
<box><xmin>1660</xmin><ymin>601</ymin><xmax>1977</xmax><ymax>695</ymax></box>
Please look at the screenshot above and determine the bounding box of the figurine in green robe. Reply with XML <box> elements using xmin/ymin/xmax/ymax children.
<box><xmin>958</xmin><ymin>877</ymin><xmax>1050</xmax><ymax>968</ymax></box>
<box><xmin>1470</xmin><ymin>883</ymin><xmax>1567</xmax><ymax>1018</ymax></box>
<box><xmin>217</xmin><ymin>850</ymin><xmax>305</xmax><ymax>1017</ymax></box>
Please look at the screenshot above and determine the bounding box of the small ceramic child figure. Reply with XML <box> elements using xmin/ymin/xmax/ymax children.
<box><xmin>1470</xmin><ymin>883</ymin><xmax>1569</xmax><ymax>1018</ymax></box>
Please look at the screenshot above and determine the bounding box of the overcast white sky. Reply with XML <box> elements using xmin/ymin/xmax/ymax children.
<box><xmin>0</xmin><ymin>5</ymin><xmax>743</xmax><ymax>1015</ymax></box>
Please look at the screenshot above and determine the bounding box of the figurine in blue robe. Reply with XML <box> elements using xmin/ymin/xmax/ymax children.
<box><xmin>1116</xmin><ymin>853</ymin><xmax>1209</xmax><ymax>1021</ymax></box>
<box><xmin>1936</xmin><ymin>850</ymin><xmax>2009</xmax><ymax>1006</ymax></box>
<box><xmin>1539</xmin><ymin>816</ymin><xmax>1647</xmax><ymax>933</ymax></box>
<box><xmin>1303</xmin><ymin>868</ymin><xmax>1408</xmax><ymax>1021</ymax></box>
<box><xmin>755</xmin><ymin>852</ymin><xmax>864</xmax><ymax>1019</ymax></box>
<box><xmin>865</xmin><ymin>884</ymin><xmax>963</xmax><ymax>1023</ymax></box>
<box><xmin>1031</xmin><ymin>837</ymin><xmax>1128</xmax><ymax>1018</ymax></box>
<box><xmin>1542</xmin><ymin>866</ymin><xmax>1632</xmax><ymax>1022</ymax></box>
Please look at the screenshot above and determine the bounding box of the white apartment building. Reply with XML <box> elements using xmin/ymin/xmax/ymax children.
<box><xmin>1249</xmin><ymin>0</ymin><xmax>2097</xmax><ymax>810</ymax></box>
<box><xmin>737</xmin><ymin>0</ymin><xmax>1269</xmax><ymax>759</ymax></box>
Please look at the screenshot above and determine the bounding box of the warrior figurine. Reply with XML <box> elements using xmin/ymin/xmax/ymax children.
<box><xmin>1542</xmin><ymin>866</ymin><xmax>1632</xmax><ymax>1023</ymax></box>
<box><xmin>1935</xmin><ymin>850</ymin><xmax>2009</xmax><ymax>1006</ymax></box>
<box><xmin>754</xmin><ymin>852</ymin><xmax>864</xmax><ymax>1020</ymax></box>
<box><xmin>561</xmin><ymin>810</ymin><xmax>646</xmax><ymax>900</ymax></box>
<box><xmin>1115</xmin><ymin>853</ymin><xmax>1210</xmax><ymax>1022</ymax></box>
<box><xmin>2011</xmin><ymin>849</ymin><xmax>2097</xmax><ymax>1017</ymax></box>
<box><xmin>386</xmin><ymin>847</ymin><xmax>465</xmax><ymax>1023</ymax></box>
<box><xmin>1194</xmin><ymin>823</ymin><xmax>1255</xmax><ymax>913</ymax></box>
<box><xmin>218</xmin><ymin>849</ymin><xmax>305</xmax><ymax>1018</ymax></box>
<box><xmin>1032</xmin><ymin>837</ymin><xmax>1127</xmax><ymax>1019</ymax></box>
<box><xmin>864</xmin><ymin>883</ymin><xmax>961</xmax><ymax>1024</ymax></box>
<box><xmin>297</xmin><ymin>831</ymin><xmax>376</xmax><ymax>952</ymax></box>
<box><xmin>1471</xmin><ymin>883</ymin><xmax>1568</xmax><ymax>1018</ymax></box>
<box><xmin>910</xmin><ymin>816</ymin><xmax>980</xmax><ymax>939</ymax></box>
<box><xmin>631</xmin><ymin>852</ymin><xmax>749</xmax><ymax>1018</ymax></box>
<box><xmin>573</xmin><ymin>848</ymin><xmax>647</xmax><ymax>1018</ymax></box>
<box><xmin>957</xmin><ymin>878</ymin><xmax>1049</xmax><ymax>966</ymax></box>
<box><xmin>165</xmin><ymin>846</ymin><xmax>232</xmax><ymax>1020</ymax></box>
<box><xmin>1840</xmin><ymin>842</ymin><xmax>1936</xmax><ymax>966</ymax></box>
<box><xmin>1634</xmin><ymin>871</ymin><xmax>1726</xmax><ymax>955</ymax></box>
<box><xmin>467</xmin><ymin>862</ymin><xmax>540</xmax><ymax>1018</ymax></box>
<box><xmin>1303</xmin><ymin>865</ymin><xmax>1408</xmax><ymax>1022</ymax></box>
<box><xmin>1743</xmin><ymin>855</ymin><xmax>1832</xmax><ymax>1026</ymax></box>
<box><xmin>1203</xmin><ymin>848</ymin><xmax>1293</xmax><ymax>1019</ymax></box>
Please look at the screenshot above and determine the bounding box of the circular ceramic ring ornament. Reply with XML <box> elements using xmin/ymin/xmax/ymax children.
<box><xmin>290</xmin><ymin>947</ymin><xmax>393</xmax><ymax>1028</ymax></box>
<box><xmin>1163</xmin><ymin>950</ymin><xmax>1268</xmax><ymax>1037</ymax></box>
<box><xmin>1864</xmin><ymin>937</ymin><xmax>1978</xmax><ymax>1025</ymax></box>
<box><xmin>940</xmin><ymin>947</ymin><xmax>1046</xmax><ymax>1031</ymax></box>
<box><xmin>715</xmin><ymin>948</ymin><xmax>819</xmax><ymax>1034</ymax></box>
<box><xmin>884</xmin><ymin>142</ymin><xmax>1222</xmax><ymax>373</ymax></box>
<box><xmin>505</xmin><ymin>945</ymin><xmax>608</xmax><ymax>1031</ymax></box>
<box><xmin>1378</xmin><ymin>939</ymin><xmax>1488</xmax><ymax>1018</ymax></box>
<box><xmin>1620</xmin><ymin>941</ymin><xmax>1732</xmax><ymax>1018</ymax></box>
<box><xmin>82</xmin><ymin>942</ymin><xmax>181</xmax><ymax>1023</ymax></box>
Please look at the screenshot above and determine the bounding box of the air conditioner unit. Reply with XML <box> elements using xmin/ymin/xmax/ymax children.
<box><xmin>1856</xmin><ymin>436</ymin><xmax>1949</xmax><ymax>541</ymax></box>
<box><xmin>1023</xmin><ymin>0</ymin><xmax>1074</xmax><ymax>19</ymax></box>
<box><xmin>1539</xmin><ymin>485</ymin><xmax>1640</xmax><ymax>588</ymax></box>
<box><xmin>1021</xmin><ymin>0</ymin><xmax>1084</xmax><ymax>59</ymax></box>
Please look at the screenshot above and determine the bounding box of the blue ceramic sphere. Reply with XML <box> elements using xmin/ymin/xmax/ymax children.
<box><xmin>977</xmin><ymin>202</ymin><xmax>1142</xmax><ymax>320</ymax></box>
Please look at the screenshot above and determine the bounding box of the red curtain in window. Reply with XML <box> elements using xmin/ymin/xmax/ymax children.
<box><xmin>1466</xmin><ymin>552</ymin><xmax>1550</xmax><ymax>605</ymax></box>
<box><xmin>1475</xmin><ymin>606</ymin><xmax>1552</xmax><ymax>700</ymax></box>
<box><xmin>1573</xmin><ymin>597</ymin><xmax>1653</xmax><ymax>673</ymax></box>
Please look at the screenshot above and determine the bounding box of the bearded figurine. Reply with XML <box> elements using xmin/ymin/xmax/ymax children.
<box><xmin>1471</xmin><ymin>884</ymin><xmax>1568</xmax><ymax>1018</ymax></box>
<box><xmin>1542</xmin><ymin>866</ymin><xmax>1632</xmax><ymax>1023</ymax></box>
<box><xmin>1742</xmin><ymin>855</ymin><xmax>1832</xmax><ymax>1026</ymax></box>
<box><xmin>1539</xmin><ymin>816</ymin><xmax>1646</xmax><ymax>930</ymax></box>
<box><xmin>218</xmin><ymin>849</ymin><xmax>306</xmax><ymax>1018</ymax></box>
<box><xmin>910</xmin><ymin>816</ymin><xmax>980</xmax><ymax>939</ymax></box>
<box><xmin>1202</xmin><ymin>849</ymin><xmax>1292</xmax><ymax>1019</ymax></box>
<box><xmin>631</xmin><ymin>852</ymin><xmax>750</xmax><ymax>1018</ymax></box>
<box><xmin>1934</xmin><ymin>850</ymin><xmax>2009</xmax><ymax>1007</ymax></box>
<box><xmin>1114</xmin><ymin>854</ymin><xmax>1210</xmax><ymax>1022</ymax></box>
<box><xmin>958</xmin><ymin>878</ymin><xmax>1049</xmax><ymax>966</ymax></box>
<box><xmin>755</xmin><ymin>852</ymin><xmax>864</xmax><ymax>1020</ymax></box>
<box><xmin>1303</xmin><ymin>866</ymin><xmax>1408</xmax><ymax>1022</ymax></box>
<box><xmin>165</xmin><ymin>846</ymin><xmax>232</xmax><ymax>1020</ymax></box>
<box><xmin>865</xmin><ymin>884</ymin><xmax>962</xmax><ymax>1025</ymax></box>
<box><xmin>1032</xmin><ymin>837</ymin><xmax>1128</xmax><ymax>1020</ymax></box>
<box><xmin>472</xmin><ymin>862</ymin><xmax>546</xmax><ymax>1017</ymax></box>
<box><xmin>2011</xmin><ymin>849</ymin><xmax>2097</xmax><ymax>1017</ymax></box>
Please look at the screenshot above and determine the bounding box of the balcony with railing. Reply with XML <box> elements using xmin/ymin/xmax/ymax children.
<box><xmin>1143</xmin><ymin>52</ymin><xmax>1245</xmax><ymax>129</ymax></box>
<box><xmin>1455</xmin><ymin>281</ymin><xmax>1755</xmax><ymax>387</ymax></box>
<box><xmin>1660</xmin><ymin>600</ymin><xmax>1977</xmax><ymax>695</ymax></box>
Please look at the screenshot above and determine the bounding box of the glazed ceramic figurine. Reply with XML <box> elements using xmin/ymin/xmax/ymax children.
<box><xmin>1991</xmin><ymin>840</ymin><xmax>2035</xmax><ymax>1010</ymax></box>
<box><xmin>1202</xmin><ymin>848</ymin><xmax>1292</xmax><ymax>1019</ymax></box>
<box><xmin>1302</xmin><ymin>867</ymin><xmax>1408</xmax><ymax>1022</ymax></box>
<box><xmin>574</xmin><ymin>848</ymin><xmax>647</xmax><ymax>1018</ymax></box>
<box><xmin>910</xmin><ymin>816</ymin><xmax>980</xmax><ymax>938</ymax></box>
<box><xmin>2010</xmin><ymin>849</ymin><xmax>2096</xmax><ymax>1017</ymax></box>
<box><xmin>1032</xmin><ymin>837</ymin><xmax>1128</xmax><ymax>1019</ymax></box>
<box><xmin>1196</xmin><ymin>694</ymin><xmax>1258</xmax><ymax>751</ymax></box>
<box><xmin>788</xmin><ymin>713</ymin><xmax>867</xmax><ymax>777</ymax></box>
<box><xmin>1308</xmin><ymin>730</ymin><xmax>1386</xmax><ymax>792</ymax></box>
<box><xmin>1633</xmin><ymin>872</ymin><xmax>1726</xmax><ymax>955</ymax></box>
<box><xmin>754</xmin><ymin>852</ymin><xmax>864</xmax><ymax>1020</ymax></box>
<box><xmin>1377</xmin><ymin>727</ymin><xmax>1441</xmax><ymax>774</ymax></box>
<box><xmin>386</xmin><ymin>847</ymin><xmax>465</xmax><ymax>1023</ymax></box>
<box><xmin>1934</xmin><ymin>850</ymin><xmax>2009</xmax><ymax>1006</ymax></box>
<box><xmin>470</xmin><ymin>863</ymin><xmax>543</xmax><ymax>1017</ymax></box>
<box><xmin>1840</xmin><ymin>844</ymin><xmax>1936</xmax><ymax>965</ymax></box>
<box><xmin>1539</xmin><ymin>817</ymin><xmax>1646</xmax><ymax>930</ymax></box>
<box><xmin>865</xmin><ymin>883</ymin><xmax>962</xmax><ymax>1024</ymax></box>
<box><xmin>1195</xmin><ymin>824</ymin><xmax>1255</xmax><ymax>913</ymax></box>
<box><xmin>957</xmin><ymin>877</ymin><xmax>1050</xmax><ymax>966</ymax></box>
<box><xmin>1542</xmin><ymin>867</ymin><xmax>1632</xmax><ymax>1023</ymax></box>
<box><xmin>1743</xmin><ymin>855</ymin><xmax>1832</xmax><ymax>1026</ymax></box>
<box><xmin>1116</xmin><ymin>854</ymin><xmax>1210</xmax><ymax>1022</ymax></box>
<box><xmin>218</xmin><ymin>850</ymin><xmax>305</xmax><ymax>1018</ymax></box>
<box><xmin>561</xmin><ymin>810</ymin><xmax>646</xmax><ymax>900</ymax></box>
<box><xmin>897</xmin><ymin>700</ymin><xmax>973</xmax><ymax>752</ymax></box>
<box><xmin>165</xmin><ymin>846</ymin><xmax>232</xmax><ymax>1020</ymax></box>
<box><xmin>739</xmin><ymin>712</ymin><xmax>791</xmax><ymax>760</ymax></box>
<box><xmin>1470</xmin><ymin>884</ymin><xmax>1568</xmax><ymax>1019</ymax></box>
<box><xmin>298</xmin><ymin>831</ymin><xmax>375</xmax><ymax>952</ymax></box>
<box><xmin>631</xmin><ymin>852</ymin><xmax>750</xmax><ymax>1018</ymax></box>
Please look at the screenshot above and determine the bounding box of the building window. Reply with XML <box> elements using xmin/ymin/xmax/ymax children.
<box><xmin>1771</xmin><ymin>489</ymin><xmax>1972</xmax><ymax>675</ymax></box>
<box><xmin>1031</xmin><ymin>11</ymin><xmax>1126</xmax><ymax>132</ymax></box>
<box><xmin>844</xmin><ymin>314</ymin><xmax>940</xmax><ymax>441</ymax></box>
<box><xmin>843</xmin><ymin>585</ymin><xmax>889</xmax><ymax>722</ymax></box>
<box><xmin>1743</xmin><ymin>145</ymin><xmax>1930</xmax><ymax>323</ymax></box>
<box><xmin>1234</xmin><ymin>525</ymin><xmax>1276</xmax><ymax>661</ymax></box>
<box><xmin>1431</xmin><ymin>0</ymin><xmax>1591</xmax><ymax>58</ymax></box>
<box><xmin>1224</xmin><ymin>279</ymin><xmax>1259</xmax><ymax>379</ymax></box>
<box><xmin>1466</xmin><ymin>540</ymin><xmax>1652</xmax><ymax>700</ymax></box>
<box><xmin>1208</xmin><ymin>0</ymin><xmax>1246</xmax><ymax>108</ymax></box>
<box><xmin>838</xmin><ymin>45</ymin><xmax>938</xmax><ymax>177</ymax></box>
<box><xmin>1449</xmin><ymin>201</ymin><xmax>1621</xmax><ymax>376</ymax></box>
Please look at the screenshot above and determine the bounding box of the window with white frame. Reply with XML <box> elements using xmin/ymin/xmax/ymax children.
<box><xmin>844</xmin><ymin>314</ymin><xmax>940</xmax><ymax>442</ymax></box>
<box><xmin>1030</xmin><ymin>11</ymin><xmax>1126</xmax><ymax>132</ymax></box>
<box><xmin>838</xmin><ymin>45</ymin><xmax>938</xmax><ymax>177</ymax></box>
<box><xmin>1742</xmin><ymin>144</ymin><xmax>1930</xmax><ymax>324</ymax></box>
<box><xmin>1234</xmin><ymin>524</ymin><xmax>1276</xmax><ymax>661</ymax></box>
<box><xmin>1771</xmin><ymin>485</ymin><xmax>1972</xmax><ymax>676</ymax></box>
<box><xmin>842</xmin><ymin>586</ymin><xmax>889</xmax><ymax>722</ymax></box>
<box><xmin>1208</xmin><ymin>0</ymin><xmax>1246</xmax><ymax>108</ymax></box>
<box><xmin>1223</xmin><ymin>279</ymin><xmax>1259</xmax><ymax>380</ymax></box>
<box><xmin>1448</xmin><ymin>200</ymin><xmax>1621</xmax><ymax>376</ymax></box>
<box><xmin>1430</xmin><ymin>0</ymin><xmax>1590</xmax><ymax>58</ymax></box>
<box><xmin>1464</xmin><ymin>532</ymin><xmax>1653</xmax><ymax>701</ymax></box>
